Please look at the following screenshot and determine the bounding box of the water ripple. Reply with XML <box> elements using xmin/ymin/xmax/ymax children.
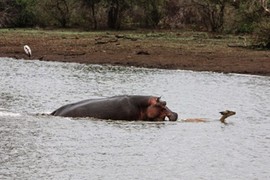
<box><xmin>0</xmin><ymin>58</ymin><xmax>270</xmax><ymax>179</ymax></box>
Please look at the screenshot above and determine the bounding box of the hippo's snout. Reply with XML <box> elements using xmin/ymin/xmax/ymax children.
<box><xmin>168</xmin><ymin>112</ymin><xmax>178</xmax><ymax>121</ymax></box>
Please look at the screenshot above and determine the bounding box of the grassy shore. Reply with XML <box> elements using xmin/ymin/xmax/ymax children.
<box><xmin>0</xmin><ymin>28</ymin><xmax>269</xmax><ymax>76</ymax></box>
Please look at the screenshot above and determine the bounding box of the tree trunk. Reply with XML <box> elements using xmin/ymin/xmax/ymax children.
<box><xmin>107</xmin><ymin>0</ymin><xmax>119</xmax><ymax>29</ymax></box>
<box><xmin>91</xmin><ymin>3</ymin><xmax>97</xmax><ymax>29</ymax></box>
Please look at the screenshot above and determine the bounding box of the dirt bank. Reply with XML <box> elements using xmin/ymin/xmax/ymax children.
<box><xmin>0</xmin><ymin>29</ymin><xmax>269</xmax><ymax>76</ymax></box>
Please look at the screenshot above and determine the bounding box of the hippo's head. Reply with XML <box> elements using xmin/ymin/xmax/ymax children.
<box><xmin>146</xmin><ymin>97</ymin><xmax>178</xmax><ymax>121</ymax></box>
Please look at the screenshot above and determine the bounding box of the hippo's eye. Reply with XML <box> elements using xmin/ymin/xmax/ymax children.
<box><xmin>160</xmin><ymin>101</ymin><xmax>166</xmax><ymax>106</ymax></box>
<box><xmin>154</xmin><ymin>104</ymin><xmax>166</xmax><ymax>111</ymax></box>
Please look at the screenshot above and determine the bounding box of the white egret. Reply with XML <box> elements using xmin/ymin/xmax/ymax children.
<box><xmin>23</xmin><ymin>45</ymin><xmax>32</xmax><ymax>58</ymax></box>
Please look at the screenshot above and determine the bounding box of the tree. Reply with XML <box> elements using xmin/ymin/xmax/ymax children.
<box><xmin>254</xmin><ymin>18</ymin><xmax>270</xmax><ymax>48</ymax></box>
<box><xmin>0</xmin><ymin>0</ymin><xmax>18</xmax><ymax>27</ymax></box>
<box><xmin>43</xmin><ymin>0</ymin><xmax>77</xmax><ymax>27</ymax></box>
<box><xmin>15</xmin><ymin>0</ymin><xmax>38</xmax><ymax>27</ymax></box>
<box><xmin>105</xmin><ymin>0</ymin><xmax>131</xmax><ymax>29</ymax></box>
<box><xmin>233</xmin><ymin>0</ymin><xmax>270</xmax><ymax>14</ymax></box>
<box><xmin>162</xmin><ymin>0</ymin><xmax>197</xmax><ymax>29</ymax></box>
<box><xmin>81</xmin><ymin>0</ymin><xmax>101</xmax><ymax>29</ymax></box>
<box><xmin>136</xmin><ymin>0</ymin><xmax>165</xmax><ymax>28</ymax></box>
<box><xmin>230</xmin><ymin>0</ymin><xmax>270</xmax><ymax>33</ymax></box>
<box><xmin>192</xmin><ymin>0</ymin><xmax>229</xmax><ymax>32</ymax></box>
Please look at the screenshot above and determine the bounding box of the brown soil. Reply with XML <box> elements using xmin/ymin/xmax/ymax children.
<box><xmin>1</xmin><ymin>29</ymin><xmax>270</xmax><ymax>76</ymax></box>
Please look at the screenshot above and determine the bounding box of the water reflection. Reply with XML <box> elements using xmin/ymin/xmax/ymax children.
<box><xmin>91</xmin><ymin>119</ymin><xmax>169</xmax><ymax>130</ymax></box>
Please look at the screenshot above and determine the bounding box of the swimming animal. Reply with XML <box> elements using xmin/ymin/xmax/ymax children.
<box><xmin>51</xmin><ymin>95</ymin><xmax>178</xmax><ymax>121</ymax></box>
<box><xmin>219</xmin><ymin>110</ymin><xmax>236</xmax><ymax>124</ymax></box>
<box><xmin>181</xmin><ymin>110</ymin><xmax>236</xmax><ymax>124</ymax></box>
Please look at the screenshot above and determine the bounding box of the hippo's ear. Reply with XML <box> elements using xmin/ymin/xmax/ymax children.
<box><xmin>156</xmin><ymin>96</ymin><xmax>167</xmax><ymax>106</ymax></box>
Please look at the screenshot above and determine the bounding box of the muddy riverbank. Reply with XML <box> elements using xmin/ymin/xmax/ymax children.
<box><xmin>0</xmin><ymin>29</ymin><xmax>269</xmax><ymax>76</ymax></box>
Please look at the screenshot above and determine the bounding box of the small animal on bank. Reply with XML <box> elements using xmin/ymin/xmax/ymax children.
<box><xmin>51</xmin><ymin>95</ymin><xmax>178</xmax><ymax>121</ymax></box>
<box><xmin>23</xmin><ymin>45</ymin><xmax>32</xmax><ymax>58</ymax></box>
<box><xmin>181</xmin><ymin>110</ymin><xmax>236</xmax><ymax>124</ymax></box>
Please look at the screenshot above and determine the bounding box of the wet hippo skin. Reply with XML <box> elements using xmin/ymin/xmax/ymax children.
<box><xmin>51</xmin><ymin>95</ymin><xmax>178</xmax><ymax>121</ymax></box>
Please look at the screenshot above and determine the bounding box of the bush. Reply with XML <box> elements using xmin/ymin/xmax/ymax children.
<box><xmin>254</xmin><ymin>19</ymin><xmax>270</xmax><ymax>49</ymax></box>
<box><xmin>14</xmin><ymin>0</ymin><xmax>37</xmax><ymax>27</ymax></box>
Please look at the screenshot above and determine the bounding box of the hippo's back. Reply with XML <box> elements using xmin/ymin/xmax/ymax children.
<box><xmin>51</xmin><ymin>95</ymin><xmax>142</xmax><ymax>119</ymax></box>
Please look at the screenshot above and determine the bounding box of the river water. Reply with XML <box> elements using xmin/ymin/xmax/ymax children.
<box><xmin>0</xmin><ymin>57</ymin><xmax>269</xmax><ymax>179</ymax></box>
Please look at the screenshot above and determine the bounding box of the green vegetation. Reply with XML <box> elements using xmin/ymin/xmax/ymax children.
<box><xmin>0</xmin><ymin>28</ymin><xmax>251</xmax><ymax>48</ymax></box>
<box><xmin>0</xmin><ymin>0</ymin><xmax>269</xmax><ymax>48</ymax></box>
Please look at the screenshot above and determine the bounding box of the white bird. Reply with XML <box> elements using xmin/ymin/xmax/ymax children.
<box><xmin>23</xmin><ymin>45</ymin><xmax>32</xmax><ymax>58</ymax></box>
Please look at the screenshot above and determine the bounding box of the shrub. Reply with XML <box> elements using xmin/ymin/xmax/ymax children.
<box><xmin>254</xmin><ymin>18</ymin><xmax>270</xmax><ymax>49</ymax></box>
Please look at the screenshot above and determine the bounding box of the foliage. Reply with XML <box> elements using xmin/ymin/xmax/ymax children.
<box><xmin>0</xmin><ymin>0</ymin><xmax>18</xmax><ymax>27</ymax></box>
<box><xmin>233</xmin><ymin>0</ymin><xmax>264</xmax><ymax>33</ymax></box>
<box><xmin>106</xmin><ymin>0</ymin><xmax>134</xmax><ymax>29</ymax></box>
<box><xmin>14</xmin><ymin>0</ymin><xmax>37</xmax><ymax>27</ymax></box>
<box><xmin>42</xmin><ymin>0</ymin><xmax>78</xmax><ymax>27</ymax></box>
<box><xmin>81</xmin><ymin>0</ymin><xmax>101</xmax><ymax>29</ymax></box>
<box><xmin>192</xmin><ymin>0</ymin><xmax>230</xmax><ymax>32</ymax></box>
<box><xmin>254</xmin><ymin>18</ymin><xmax>270</xmax><ymax>49</ymax></box>
<box><xmin>139</xmin><ymin>0</ymin><xmax>165</xmax><ymax>28</ymax></box>
<box><xmin>0</xmin><ymin>0</ymin><xmax>269</xmax><ymax>38</ymax></box>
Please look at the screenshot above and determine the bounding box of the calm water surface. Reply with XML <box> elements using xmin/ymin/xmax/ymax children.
<box><xmin>0</xmin><ymin>58</ymin><xmax>269</xmax><ymax>179</ymax></box>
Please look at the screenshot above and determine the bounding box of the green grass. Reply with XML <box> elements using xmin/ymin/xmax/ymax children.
<box><xmin>0</xmin><ymin>28</ymin><xmax>252</xmax><ymax>50</ymax></box>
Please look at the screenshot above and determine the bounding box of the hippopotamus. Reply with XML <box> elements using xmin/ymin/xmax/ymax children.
<box><xmin>51</xmin><ymin>95</ymin><xmax>178</xmax><ymax>121</ymax></box>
